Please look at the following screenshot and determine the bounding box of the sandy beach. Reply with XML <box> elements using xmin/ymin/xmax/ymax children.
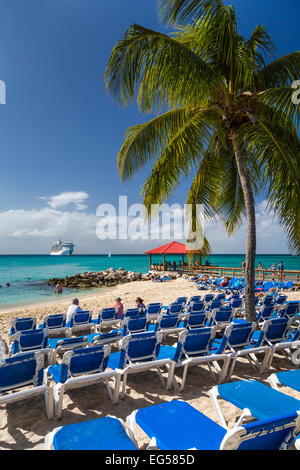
<box><xmin>0</xmin><ymin>277</ymin><xmax>299</xmax><ymax>450</ymax></box>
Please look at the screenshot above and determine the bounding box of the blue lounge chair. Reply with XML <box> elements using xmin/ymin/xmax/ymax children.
<box><xmin>9</xmin><ymin>328</ymin><xmax>54</xmax><ymax>363</ymax></box>
<box><xmin>207</xmin><ymin>308</ymin><xmax>234</xmax><ymax>327</ymax></box>
<box><xmin>183</xmin><ymin>312</ymin><xmax>207</xmax><ymax>329</ymax></box>
<box><xmin>166</xmin><ymin>303</ymin><xmax>185</xmax><ymax>315</ymax></box>
<box><xmin>284</xmin><ymin>281</ymin><xmax>294</xmax><ymax>290</ymax></box>
<box><xmin>157</xmin><ymin>327</ymin><xmax>231</xmax><ymax>391</ymax></box>
<box><xmin>209</xmin><ymin>379</ymin><xmax>300</xmax><ymax>431</ymax></box>
<box><xmin>277</xmin><ymin>302</ymin><xmax>299</xmax><ymax>319</ymax></box>
<box><xmin>212</xmin><ymin>322</ymin><xmax>272</xmax><ymax>376</ymax></box>
<box><xmin>175</xmin><ymin>296</ymin><xmax>187</xmax><ymax>306</ymax></box>
<box><xmin>148</xmin><ymin>314</ymin><xmax>186</xmax><ymax>335</ymax></box>
<box><xmin>206</xmin><ymin>299</ymin><xmax>223</xmax><ymax>311</ymax></box>
<box><xmin>9</xmin><ymin>317</ymin><xmax>36</xmax><ymax>337</ymax></box>
<box><xmin>186</xmin><ymin>301</ymin><xmax>205</xmax><ymax>313</ymax></box>
<box><xmin>67</xmin><ymin>310</ymin><xmax>95</xmax><ymax>334</ymax></box>
<box><xmin>126</xmin><ymin>399</ymin><xmax>300</xmax><ymax>450</ymax></box>
<box><xmin>187</xmin><ymin>295</ymin><xmax>202</xmax><ymax>305</ymax></box>
<box><xmin>123</xmin><ymin>308</ymin><xmax>142</xmax><ymax>318</ymax></box>
<box><xmin>144</xmin><ymin>303</ymin><xmax>162</xmax><ymax>319</ymax></box>
<box><xmin>122</xmin><ymin>315</ymin><xmax>149</xmax><ymax>336</ymax></box>
<box><xmin>38</xmin><ymin>314</ymin><xmax>69</xmax><ymax>337</ymax></box>
<box><xmin>48</xmin><ymin>345</ymin><xmax>119</xmax><ymax>416</ymax></box>
<box><xmin>203</xmin><ymin>294</ymin><xmax>215</xmax><ymax>304</ymax></box>
<box><xmin>0</xmin><ymin>351</ymin><xmax>54</xmax><ymax>419</ymax></box>
<box><xmin>91</xmin><ymin>307</ymin><xmax>120</xmax><ymax>331</ymax></box>
<box><xmin>45</xmin><ymin>416</ymin><xmax>137</xmax><ymax>450</ymax></box>
<box><xmin>107</xmin><ymin>332</ymin><xmax>175</xmax><ymax>399</ymax></box>
<box><xmin>268</xmin><ymin>369</ymin><xmax>300</xmax><ymax>394</ymax></box>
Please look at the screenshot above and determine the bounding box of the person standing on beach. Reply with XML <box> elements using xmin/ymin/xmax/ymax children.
<box><xmin>277</xmin><ymin>261</ymin><xmax>285</xmax><ymax>281</ymax></box>
<box><xmin>258</xmin><ymin>262</ymin><xmax>263</xmax><ymax>280</ymax></box>
<box><xmin>54</xmin><ymin>283</ymin><xmax>63</xmax><ymax>294</ymax></box>
<box><xmin>270</xmin><ymin>263</ymin><xmax>277</xmax><ymax>280</ymax></box>
<box><xmin>110</xmin><ymin>297</ymin><xmax>123</xmax><ymax>319</ymax></box>
<box><xmin>66</xmin><ymin>298</ymin><xmax>82</xmax><ymax>325</ymax></box>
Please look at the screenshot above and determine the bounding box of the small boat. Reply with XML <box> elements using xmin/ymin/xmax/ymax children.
<box><xmin>108</xmin><ymin>251</ymin><xmax>111</xmax><ymax>258</ymax></box>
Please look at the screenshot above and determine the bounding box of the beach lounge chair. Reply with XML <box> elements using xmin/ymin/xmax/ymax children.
<box><xmin>187</xmin><ymin>301</ymin><xmax>205</xmax><ymax>313</ymax></box>
<box><xmin>203</xmin><ymin>294</ymin><xmax>214</xmax><ymax>304</ymax></box>
<box><xmin>0</xmin><ymin>351</ymin><xmax>54</xmax><ymax>419</ymax></box>
<box><xmin>9</xmin><ymin>328</ymin><xmax>54</xmax><ymax>364</ymax></box>
<box><xmin>187</xmin><ymin>295</ymin><xmax>202</xmax><ymax>305</ymax></box>
<box><xmin>207</xmin><ymin>308</ymin><xmax>234</xmax><ymax>328</ymax></box>
<box><xmin>67</xmin><ymin>310</ymin><xmax>95</xmax><ymax>334</ymax></box>
<box><xmin>144</xmin><ymin>303</ymin><xmax>162</xmax><ymax>319</ymax></box>
<box><xmin>209</xmin><ymin>379</ymin><xmax>300</xmax><ymax>431</ymax></box>
<box><xmin>126</xmin><ymin>399</ymin><xmax>300</xmax><ymax>450</ymax></box>
<box><xmin>148</xmin><ymin>314</ymin><xmax>186</xmax><ymax>335</ymax></box>
<box><xmin>206</xmin><ymin>299</ymin><xmax>223</xmax><ymax>311</ymax></box>
<box><xmin>277</xmin><ymin>302</ymin><xmax>300</xmax><ymax>319</ymax></box>
<box><xmin>166</xmin><ymin>302</ymin><xmax>185</xmax><ymax>315</ymax></box>
<box><xmin>233</xmin><ymin>305</ymin><xmax>274</xmax><ymax>325</ymax></box>
<box><xmin>92</xmin><ymin>307</ymin><xmax>120</xmax><ymax>331</ymax></box>
<box><xmin>183</xmin><ymin>312</ymin><xmax>207</xmax><ymax>329</ymax></box>
<box><xmin>268</xmin><ymin>369</ymin><xmax>300</xmax><ymax>394</ymax></box>
<box><xmin>123</xmin><ymin>308</ymin><xmax>142</xmax><ymax>318</ymax></box>
<box><xmin>45</xmin><ymin>416</ymin><xmax>137</xmax><ymax>450</ymax></box>
<box><xmin>283</xmin><ymin>281</ymin><xmax>294</xmax><ymax>290</ymax></box>
<box><xmin>107</xmin><ymin>332</ymin><xmax>175</xmax><ymax>400</ymax></box>
<box><xmin>9</xmin><ymin>317</ymin><xmax>37</xmax><ymax>338</ymax></box>
<box><xmin>47</xmin><ymin>345</ymin><xmax>119</xmax><ymax>417</ymax></box>
<box><xmin>38</xmin><ymin>314</ymin><xmax>69</xmax><ymax>337</ymax></box>
<box><xmin>175</xmin><ymin>297</ymin><xmax>188</xmax><ymax>306</ymax></box>
<box><xmin>157</xmin><ymin>327</ymin><xmax>231</xmax><ymax>391</ymax></box>
<box><xmin>212</xmin><ymin>322</ymin><xmax>272</xmax><ymax>377</ymax></box>
<box><xmin>122</xmin><ymin>315</ymin><xmax>149</xmax><ymax>336</ymax></box>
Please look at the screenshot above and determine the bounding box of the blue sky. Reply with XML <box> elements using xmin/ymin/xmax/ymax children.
<box><xmin>0</xmin><ymin>0</ymin><xmax>298</xmax><ymax>254</ymax></box>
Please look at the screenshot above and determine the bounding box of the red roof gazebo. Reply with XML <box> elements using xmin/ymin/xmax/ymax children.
<box><xmin>145</xmin><ymin>241</ymin><xmax>202</xmax><ymax>270</ymax></box>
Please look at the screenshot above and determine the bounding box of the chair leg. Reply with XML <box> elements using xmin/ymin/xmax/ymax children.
<box><xmin>156</xmin><ymin>367</ymin><xmax>165</xmax><ymax>387</ymax></box>
<box><xmin>166</xmin><ymin>362</ymin><xmax>175</xmax><ymax>391</ymax></box>
<box><xmin>53</xmin><ymin>384</ymin><xmax>64</xmax><ymax>418</ymax></box>
<box><xmin>179</xmin><ymin>363</ymin><xmax>189</xmax><ymax>392</ymax></box>
<box><xmin>113</xmin><ymin>373</ymin><xmax>121</xmax><ymax>404</ymax></box>
<box><xmin>45</xmin><ymin>387</ymin><xmax>54</xmax><ymax>419</ymax></box>
<box><xmin>119</xmin><ymin>371</ymin><xmax>128</xmax><ymax>400</ymax></box>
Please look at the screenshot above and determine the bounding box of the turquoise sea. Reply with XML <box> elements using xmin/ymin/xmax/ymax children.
<box><xmin>0</xmin><ymin>254</ymin><xmax>299</xmax><ymax>310</ymax></box>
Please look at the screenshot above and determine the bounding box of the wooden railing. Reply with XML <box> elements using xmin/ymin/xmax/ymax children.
<box><xmin>150</xmin><ymin>264</ymin><xmax>300</xmax><ymax>284</ymax></box>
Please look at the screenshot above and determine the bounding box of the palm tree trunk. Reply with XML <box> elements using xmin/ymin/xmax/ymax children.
<box><xmin>231</xmin><ymin>133</ymin><xmax>257</xmax><ymax>323</ymax></box>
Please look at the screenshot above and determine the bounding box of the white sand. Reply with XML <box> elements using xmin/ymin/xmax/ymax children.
<box><xmin>0</xmin><ymin>278</ymin><xmax>299</xmax><ymax>450</ymax></box>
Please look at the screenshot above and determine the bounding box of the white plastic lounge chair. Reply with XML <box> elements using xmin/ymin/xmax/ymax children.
<box><xmin>9</xmin><ymin>317</ymin><xmax>37</xmax><ymax>339</ymax></box>
<box><xmin>107</xmin><ymin>331</ymin><xmax>175</xmax><ymax>400</ymax></box>
<box><xmin>147</xmin><ymin>314</ymin><xmax>186</xmax><ymax>336</ymax></box>
<box><xmin>38</xmin><ymin>314</ymin><xmax>69</xmax><ymax>337</ymax></box>
<box><xmin>92</xmin><ymin>307</ymin><xmax>121</xmax><ymax>332</ymax></box>
<box><xmin>47</xmin><ymin>345</ymin><xmax>119</xmax><ymax>417</ymax></box>
<box><xmin>0</xmin><ymin>351</ymin><xmax>54</xmax><ymax>419</ymax></box>
<box><xmin>67</xmin><ymin>310</ymin><xmax>95</xmax><ymax>334</ymax></box>
<box><xmin>157</xmin><ymin>327</ymin><xmax>231</xmax><ymax>391</ymax></box>
<box><xmin>45</xmin><ymin>415</ymin><xmax>138</xmax><ymax>450</ymax></box>
<box><xmin>126</xmin><ymin>399</ymin><xmax>300</xmax><ymax>450</ymax></box>
<box><xmin>9</xmin><ymin>328</ymin><xmax>54</xmax><ymax>364</ymax></box>
<box><xmin>209</xmin><ymin>379</ymin><xmax>300</xmax><ymax>430</ymax></box>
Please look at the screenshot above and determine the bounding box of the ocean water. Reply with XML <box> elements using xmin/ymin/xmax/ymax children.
<box><xmin>0</xmin><ymin>254</ymin><xmax>299</xmax><ymax>310</ymax></box>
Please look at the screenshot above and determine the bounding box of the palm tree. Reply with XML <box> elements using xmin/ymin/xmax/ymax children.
<box><xmin>104</xmin><ymin>0</ymin><xmax>300</xmax><ymax>321</ymax></box>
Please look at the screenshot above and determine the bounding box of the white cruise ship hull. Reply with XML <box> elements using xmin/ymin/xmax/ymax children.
<box><xmin>50</xmin><ymin>247</ymin><xmax>74</xmax><ymax>256</ymax></box>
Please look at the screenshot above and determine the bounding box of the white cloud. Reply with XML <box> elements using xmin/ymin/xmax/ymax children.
<box><xmin>39</xmin><ymin>191</ymin><xmax>89</xmax><ymax>210</ymax></box>
<box><xmin>0</xmin><ymin>199</ymin><xmax>290</xmax><ymax>254</ymax></box>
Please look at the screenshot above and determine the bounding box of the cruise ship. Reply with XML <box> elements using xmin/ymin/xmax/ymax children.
<box><xmin>50</xmin><ymin>240</ymin><xmax>75</xmax><ymax>256</ymax></box>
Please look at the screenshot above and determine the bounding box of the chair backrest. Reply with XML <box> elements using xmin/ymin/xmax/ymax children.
<box><xmin>119</xmin><ymin>332</ymin><xmax>163</xmax><ymax>368</ymax></box>
<box><xmin>188</xmin><ymin>296</ymin><xmax>202</xmax><ymax>305</ymax></box>
<box><xmin>175</xmin><ymin>297</ymin><xmax>187</xmax><ymax>306</ymax></box>
<box><xmin>215</xmin><ymin>293</ymin><xmax>226</xmax><ymax>301</ymax></box>
<box><xmin>123</xmin><ymin>315</ymin><xmax>149</xmax><ymax>336</ymax></box>
<box><xmin>173</xmin><ymin>327</ymin><xmax>217</xmax><ymax>361</ymax></box>
<box><xmin>284</xmin><ymin>281</ymin><xmax>293</xmax><ymax>289</ymax></box>
<box><xmin>277</xmin><ymin>281</ymin><xmax>285</xmax><ymax>289</ymax></box>
<box><xmin>72</xmin><ymin>311</ymin><xmax>92</xmax><ymax>327</ymax></box>
<box><xmin>230</xmin><ymin>298</ymin><xmax>243</xmax><ymax>309</ymax></box>
<box><xmin>209</xmin><ymin>308</ymin><xmax>234</xmax><ymax>326</ymax></box>
<box><xmin>99</xmin><ymin>307</ymin><xmax>117</xmax><ymax>321</ymax></box>
<box><xmin>43</xmin><ymin>314</ymin><xmax>66</xmax><ymax>329</ymax></box>
<box><xmin>281</xmin><ymin>302</ymin><xmax>300</xmax><ymax>318</ymax></box>
<box><xmin>12</xmin><ymin>329</ymin><xmax>49</xmax><ymax>354</ymax></box>
<box><xmin>276</xmin><ymin>295</ymin><xmax>287</xmax><ymax>305</ymax></box>
<box><xmin>0</xmin><ymin>351</ymin><xmax>44</xmax><ymax>393</ymax></box>
<box><xmin>59</xmin><ymin>345</ymin><xmax>111</xmax><ymax>381</ymax></box>
<box><xmin>145</xmin><ymin>303</ymin><xmax>162</xmax><ymax>315</ymax></box>
<box><xmin>188</xmin><ymin>301</ymin><xmax>205</xmax><ymax>313</ymax></box>
<box><xmin>261</xmin><ymin>317</ymin><xmax>293</xmax><ymax>344</ymax></box>
<box><xmin>124</xmin><ymin>308</ymin><xmax>141</xmax><ymax>318</ymax></box>
<box><xmin>263</xmin><ymin>282</ymin><xmax>272</xmax><ymax>292</ymax></box>
<box><xmin>257</xmin><ymin>305</ymin><xmax>274</xmax><ymax>322</ymax></box>
<box><xmin>216</xmin><ymin>322</ymin><xmax>256</xmax><ymax>353</ymax></box>
<box><xmin>204</xmin><ymin>294</ymin><xmax>214</xmax><ymax>303</ymax></box>
<box><xmin>168</xmin><ymin>303</ymin><xmax>184</xmax><ymax>314</ymax></box>
<box><xmin>184</xmin><ymin>312</ymin><xmax>207</xmax><ymax>329</ymax></box>
<box><xmin>10</xmin><ymin>317</ymin><xmax>37</xmax><ymax>335</ymax></box>
<box><xmin>154</xmin><ymin>314</ymin><xmax>180</xmax><ymax>331</ymax></box>
<box><xmin>207</xmin><ymin>299</ymin><xmax>222</xmax><ymax>310</ymax></box>
<box><xmin>221</xmin><ymin>411</ymin><xmax>300</xmax><ymax>450</ymax></box>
